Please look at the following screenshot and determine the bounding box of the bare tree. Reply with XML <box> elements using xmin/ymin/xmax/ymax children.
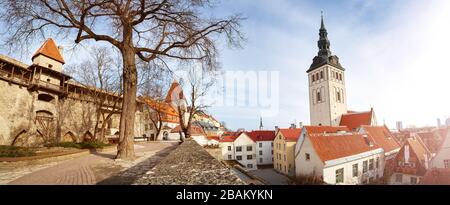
<box><xmin>175</xmin><ymin>66</ymin><xmax>216</xmax><ymax>140</ymax></box>
<box><xmin>67</xmin><ymin>46</ymin><xmax>122</xmax><ymax>143</ymax></box>
<box><xmin>0</xmin><ymin>0</ymin><xmax>243</xmax><ymax>160</ymax></box>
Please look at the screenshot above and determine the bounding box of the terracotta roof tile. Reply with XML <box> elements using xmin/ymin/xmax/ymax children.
<box><xmin>171</xmin><ymin>125</ymin><xmax>206</xmax><ymax>136</ymax></box>
<box><xmin>362</xmin><ymin>125</ymin><xmax>401</xmax><ymax>153</ymax></box>
<box><xmin>420</xmin><ymin>168</ymin><xmax>450</xmax><ymax>185</ymax></box>
<box><xmin>165</xmin><ymin>80</ymin><xmax>185</xmax><ymax>104</ymax></box>
<box><xmin>279</xmin><ymin>128</ymin><xmax>302</xmax><ymax>142</ymax></box>
<box><xmin>406</xmin><ymin>136</ymin><xmax>432</xmax><ymax>163</ymax></box>
<box><xmin>245</xmin><ymin>130</ymin><xmax>276</xmax><ymax>142</ymax></box>
<box><xmin>304</xmin><ymin>126</ymin><xmax>349</xmax><ymax>135</ymax></box>
<box><xmin>309</xmin><ymin>134</ymin><xmax>381</xmax><ymax>162</ymax></box>
<box><xmin>339</xmin><ymin>110</ymin><xmax>373</xmax><ymax>130</ymax></box>
<box><xmin>32</xmin><ymin>38</ymin><xmax>65</xmax><ymax>64</ymax></box>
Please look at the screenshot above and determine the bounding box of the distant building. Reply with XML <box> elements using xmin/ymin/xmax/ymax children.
<box><xmin>388</xmin><ymin>135</ymin><xmax>433</xmax><ymax>185</ymax></box>
<box><xmin>431</xmin><ymin>128</ymin><xmax>450</xmax><ymax>169</ymax></box>
<box><xmin>274</xmin><ymin>128</ymin><xmax>302</xmax><ymax>176</ymax></box>
<box><xmin>396</xmin><ymin>121</ymin><xmax>403</xmax><ymax>131</ymax></box>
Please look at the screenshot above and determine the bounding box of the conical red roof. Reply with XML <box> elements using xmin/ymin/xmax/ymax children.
<box><xmin>32</xmin><ymin>38</ymin><xmax>65</xmax><ymax>64</ymax></box>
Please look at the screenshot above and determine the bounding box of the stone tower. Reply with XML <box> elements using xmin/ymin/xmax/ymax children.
<box><xmin>32</xmin><ymin>38</ymin><xmax>65</xmax><ymax>73</ymax></box>
<box><xmin>308</xmin><ymin>14</ymin><xmax>347</xmax><ymax>126</ymax></box>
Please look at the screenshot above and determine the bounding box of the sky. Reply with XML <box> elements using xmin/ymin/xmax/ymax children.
<box><xmin>1</xmin><ymin>0</ymin><xmax>450</xmax><ymax>131</ymax></box>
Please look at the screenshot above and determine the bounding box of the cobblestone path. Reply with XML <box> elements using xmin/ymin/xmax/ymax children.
<box><xmin>2</xmin><ymin>142</ymin><xmax>178</xmax><ymax>185</ymax></box>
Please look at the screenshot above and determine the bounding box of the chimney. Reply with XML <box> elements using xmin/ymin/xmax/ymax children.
<box><xmin>58</xmin><ymin>46</ymin><xmax>64</xmax><ymax>57</ymax></box>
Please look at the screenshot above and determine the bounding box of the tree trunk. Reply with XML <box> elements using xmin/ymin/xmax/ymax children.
<box><xmin>116</xmin><ymin>41</ymin><xmax>137</xmax><ymax>160</ymax></box>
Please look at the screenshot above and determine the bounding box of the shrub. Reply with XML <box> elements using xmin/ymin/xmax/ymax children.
<box><xmin>0</xmin><ymin>145</ymin><xmax>36</xmax><ymax>157</ymax></box>
<box><xmin>44</xmin><ymin>141</ymin><xmax>109</xmax><ymax>149</ymax></box>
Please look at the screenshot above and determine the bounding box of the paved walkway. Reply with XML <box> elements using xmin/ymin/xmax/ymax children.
<box><xmin>2</xmin><ymin>142</ymin><xmax>178</xmax><ymax>185</ymax></box>
<box><xmin>249</xmin><ymin>168</ymin><xmax>293</xmax><ymax>185</ymax></box>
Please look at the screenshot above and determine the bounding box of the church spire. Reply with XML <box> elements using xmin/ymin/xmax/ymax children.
<box><xmin>318</xmin><ymin>12</ymin><xmax>331</xmax><ymax>58</ymax></box>
<box><xmin>259</xmin><ymin>117</ymin><xmax>264</xmax><ymax>130</ymax></box>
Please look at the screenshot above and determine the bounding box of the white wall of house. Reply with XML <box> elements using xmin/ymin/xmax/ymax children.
<box><xmin>322</xmin><ymin>150</ymin><xmax>384</xmax><ymax>185</ymax></box>
<box><xmin>234</xmin><ymin>133</ymin><xmax>257</xmax><ymax>170</ymax></box>
<box><xmin>295</xmin><ymin>135</ymin><xmax>324</xmax><ymax>178</ymax></box>
<box><xmin>220</xmin><ymin>142</ymin><xmax>235</xmax><ymax>161</ymax></box>
<box><xmin>431</xmin><ymin>132</ymin><xmax>450</xmax><ymax>169</ymax></box>
<box><xmin>295</xmin><ymin>134</ymin><xmax>385</xmax><ymax>184</ymax></box>
<box><xmin>388</xmin><ymin>173</ymin><xmax>422</xmax><ymax>185</ymax></box>
<box><xmin>256</xmin><ymin>141</ymin><xmax>274</xmax><ymax>165</ymax></box>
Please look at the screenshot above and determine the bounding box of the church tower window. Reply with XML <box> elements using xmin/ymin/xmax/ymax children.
<box><xmin>317</xmin><ymin>90</ymin><xmax>322</xmax><ymax>103</ymax></box>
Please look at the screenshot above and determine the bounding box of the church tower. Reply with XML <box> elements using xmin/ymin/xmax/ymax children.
<box><xmin>308</xmin><ymin>14</ymin><xmax>347</xmax><ymax>126</ymax></box>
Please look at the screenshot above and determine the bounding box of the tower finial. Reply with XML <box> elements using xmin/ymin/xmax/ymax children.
<box><xmin>259</xmin><ymin>117</ymin><xmax>264</xmax><ymax>130</ymax></box>
<box><xmin>320</xmin><ymin>11</ymin><xmax>325</xmax><ymax>30</ymax></box>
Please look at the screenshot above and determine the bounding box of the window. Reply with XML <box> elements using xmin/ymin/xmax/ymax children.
<box><xmin>305</xmin><ymin>153</ymin><xmax>311</xmax><ymax>161</ymax></box>
<box><xmin>228</xmin><ymin>146</ymin><xmax>232</xmax><ymax>151</ymax></box>
<box><xmin>259</xmin><ymin>150</ymin><xmax>263</xmax><ymax>155</ymax></box>
<box><xmin>369</xmin><ymin>159</ymin><xmax>374</xmax><ymax>170</ymax></box>
<box><xmin>336</xmin><ymin>168</ymin><xmax>344</xmax><ymax>184</ymax></box>
<box><xmin>236</xmin><ymin>156</ymin><xmax>242</xmax><ymax>161</ymax></box>
<box><xmin>395</xmin><ymin>174</ymin><xmax>403</xmax><ymax>183</ymax></box>
<box><xmin>259</xmin><ymin>158</ymin><xmax>263</xmax><ymax>163</ymax></box>
<box><xmin>312</xmin><ymin>75</ymin><xmax>316</xmax><ymax>82</ymax></box>
<box><xmin>376</xmin><ymin>157</ymin><xmax>380</xmax><ymax>169</ymax></box>
<box><xmin>444</xmin><ymin>160</ymin><xmax>450</xmax><ymax>168</ymax></box>
<box><xmin>352</xmin><ymin>164</ymin><xmax>358</xmax><ymax>177</ymax></box>
<box><xmin>247</xmin><ymin>164</ymin><xmax>253</xmax><ymax>169</ymax></box>
<box><xmin>363</xmin><ymin>161</ymin><xmax>368</xmax><ymax>173</ymax></box>
<box><xmin>48</xmin><ymin>64</ymin><xmax>53</xmax><ymax>68</ymax></box>
<box><xmin>247</xmin><ymin>155</ymin><xmax>253</xmax><ymax>160</ymax></box>
<box><xmin>259</xmin><ymin>143</ymin><xmax>262</xmax><ymax>148</ymax></box>
<box><xmin>336</xmin><ymin>91</ymin><xmax>341</xmax><ymax>102</ymax></box>
<box><xmin>316</xmin><ymin>73</ymin><xmax>319</xmax><ymax>81</ymax></box>
<box><xmin>317</xmin><ymin>91</ymin><xmax>322</xmax><ymax>102</ymax></box>
<box><xmin>247</xmin><ymin>146</ymin><xmax>252</xmax><ymax>151</ymax></box>
<box><xmin>410</xmin><ymin>177</ymin><xmax>417</xmax><ymax>184</ymax></box>
<box><xmin>284</xmin><ymin>155</ymin><xmax>286</xmax><ymax>161</ymax></box>
<box><xmin>228</xmin><ymin>155</ymin><xmax>232</xmax><ymax>160</ymax></box>
<box><xmin>283</xmin><ymin>144</ymin><xmax>286</xmax><ymax>150</ymax></box>
<box><xmin>339</xmin><ymin>73</ymin><xmax>343</xmax><ymax>81</ymax></box>
<box><xmin>271</xmin><ymin>142</ymin><xmax>273</xmax><ymax>147</ymax></box>
<box><xmin>236</xmin><ymin>146</ymin><xmax>242</xmax><ymax>152</ymax></box>
<box><xmin>320</xmin><ymin>71</ymin><xmax>324</xmax><ymax>79</ymax></box>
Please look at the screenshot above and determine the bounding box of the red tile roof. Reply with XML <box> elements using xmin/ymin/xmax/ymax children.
<box><xmin>304</xmin><ymin>126</ymin><xmax>349</xmax><ymax>135</ymax></box>
<box><xmin>309</xmin><ymin>134</ymin><xmax>381</xmax><ymax>162</ymax></box>
<box><xmin>245</xmin><ymin>130</ymin><xmax>276</xmax><ymax>142</ymax></box>
<box><xmin>165</xmin><ymin>80</ymin><xmax>185</xmax><ymax>104</ymax></box>
<box><xmin>219</xmin><ymin>135</ymin><xmax>237</xmax><ymax>142</ymax></box>
<box><xmin>406</xmin><ymin>136</ymin><xmax>432</xmax><ymax>163</ymax></box>
<box><xmin>420</xmin><ymin>168</ymin><xmax>450</xmax><ymax>185</ymax></box>
<box><xmin>170</xmin><ymin>125</ymin><xmax>206</xmax><ymax>136</ymax></box>
<box><xmin>362</xmin><ymin>125</ymin><xmax>401</xmax><ymax>153</ymax></box>
<box><xmin>32</xmin><ymin>38</ymin><xmax>65</xmax><ymax>64</ymax></box>
<box><xmin>207</xmin><ymin>136</ymin><xmax>220</xmax><ymax>141</ymax></box>
<box><xmin>278</xmin><ymin>128</ymin><xmax>302</xmax><ymax>142</ymax></box>
<box><xmin>339</xmin><ymin>110</ymin><xmax>373</xmax><ymax>130</ymax></box>
<box><xmin>417</xmin><ymin>132</ymin><xmax>442</xmax><ymax>154</ymax></box>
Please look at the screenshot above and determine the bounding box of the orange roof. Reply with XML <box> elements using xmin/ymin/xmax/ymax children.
<box><xmin>417</xmin><ymin>132</ymin><xmax>442</xmax><ymax>153</ymax></box>
<box><xmin>245</xmin><ymin>130</ymin><xmax>276</xmax><ymax>142</ymax></box>
<box><xmin>362</xmin><ymin>125</ymin><xmax>401</xmax><ymax>153</ymax></box>
<box><xmin>139</xmin><ymin>96</ymin><xmax>179</xmax><ymax>123</ymax></box>
<box><xmin>165</xmin><ymin>81</ymin><xmax>185</xmax><ymax>103</ymax></box>
<box><xmin>304</xmin><ymin>126</ymin><xmax>349</xmax><ymax>135</ymax></box>
<box><xmin>32</xmin><ymin>38</ymin><xmax>65</xmax><ymax>64</ymax></box>
<box><xmin>309</xmin><ymin>134</ymin><xmax>381</xmax><ymax>162</ymax></box>
<box><xmin>278</xmin><ymin>128</ymin><xmax>302</xmax><ymax>142</ymax></box>
<box><xmin>420</xmin><ymin>169</ymin><xmax>450</xmax><ymax>185</ymax></box>
<box><xmin>406</xmin><ymin>136</ymin><xmax>432</xmax><ymax>163</ymax></box>
<box><xmin>339</xmin><ymin>110</ymin><xmax>373</xmax><ymax>130</ymax></box>
<box><xmin>219</xmin><ymin>135</ymin><xmax>238</xmax><ymax>142</ymax></box>
<box><xmin>171</xmin><ymin>125</ymin><xmax>206</xmax><ymax>136</ymax></box>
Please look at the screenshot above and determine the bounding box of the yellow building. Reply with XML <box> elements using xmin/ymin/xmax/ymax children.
<box><xmin>273</xmin><ymin>128</ymin><xmax>302</xmax><ymax>176</ymax></box>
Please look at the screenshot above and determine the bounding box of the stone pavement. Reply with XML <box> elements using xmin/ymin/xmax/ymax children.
<box><xmin>2</xmin><ymin>142</ymin><xmax>178</xmax><ymax>185</ymax></box>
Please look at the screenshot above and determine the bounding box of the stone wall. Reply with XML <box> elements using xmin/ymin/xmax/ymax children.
<box><xmin>134</xmin><ymin>139</ymin><xmax>246</xmax><ymax>185</ymax></box>
<box><xmin>0</xmin><ymin>78</ymin><xmax>145</xmax><ymax>146</ymax></box>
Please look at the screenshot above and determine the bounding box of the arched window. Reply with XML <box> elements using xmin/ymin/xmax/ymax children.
<box><xmin>320</xmin><ymin>71</ymin><xmax>324</xmax><ymax>79</ymax></box>
<box><xmin>317</xmin><ymin>90</ymin><xmax>322</xmax><ymax>103</ymax></box>
<box><xmin>312</xmin><ymin>74</ymin><xmax>316</xmax><ymax>82</ymax></box>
